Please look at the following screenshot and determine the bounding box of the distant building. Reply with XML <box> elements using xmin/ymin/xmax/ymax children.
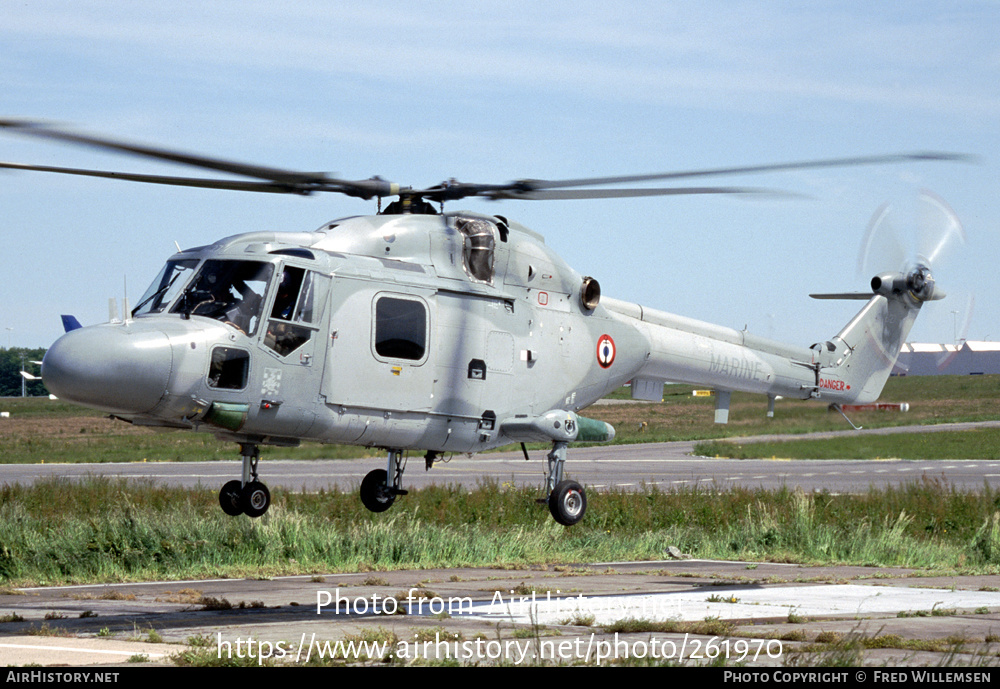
<box><xmin>894</xmin><ymin>341</ymin><xmax>1000</xmax><ymax>375</ymax></box>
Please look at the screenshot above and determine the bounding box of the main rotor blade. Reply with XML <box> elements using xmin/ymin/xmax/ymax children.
<box><xmin>485</xmin><ymin>186</ymin><xmax>797</xmax><ymax>200</ymax></box>
<box><xmin>0</xmin><ymin>119</ymin><xmax>326</xmax><ymax>185</ymax></box>
<box><xmin>515</xmin><ymin>152</ymin><xmax>975</xmax><ymax>192</ymax></box>
<box><xmin>0</xmin><ymin>161</ymin><xmax>313</xmax><ymax>194</ymax></box>
<box><xmin>1</xmin><ymin>119</ymin><xmax>973</xmax><ymax>206</ymax></box>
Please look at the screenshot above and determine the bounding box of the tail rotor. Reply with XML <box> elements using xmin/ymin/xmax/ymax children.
<box><xmin>857</xmin><ymin>191</ymin><xmax>971</xmax><ymax>359</ymax></box>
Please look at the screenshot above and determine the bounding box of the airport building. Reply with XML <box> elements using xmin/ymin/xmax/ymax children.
<box><xmin>894</xmin><ymin>341</ymin><xmax>1000</xmax><ymax>376</ymax></box>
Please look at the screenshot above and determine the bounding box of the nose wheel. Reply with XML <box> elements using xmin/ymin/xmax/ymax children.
<box><xmin>218</xmin><ymin>443</ymin><xmax>271</xmax><ymax>518</ymax></box>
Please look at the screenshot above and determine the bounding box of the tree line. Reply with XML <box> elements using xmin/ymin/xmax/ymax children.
<box><xmin>0</xmin><ymin>348</ymin><xmax>49</xmax><ymax>397</ymax></box>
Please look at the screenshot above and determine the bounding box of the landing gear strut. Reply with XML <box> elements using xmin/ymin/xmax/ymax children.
<box><xmin>545</xmin><ymin>441</ymin><xmax>587</xmax><ymax>526</ymax></box>
<box><xmin>360</xmin><ymin>449</ymin><xmax>408</xmax><ymax>513</ymax></box>
<box><xmin>218</xmin><ymin>442</ymin><xmax>271</xmax><ymax>518</ymax></box>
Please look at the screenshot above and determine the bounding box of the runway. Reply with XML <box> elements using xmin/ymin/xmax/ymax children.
<box><xmin>1</xmin><ymin>421</ymin><xmax>998</xmax><ymax>494</ymax></box>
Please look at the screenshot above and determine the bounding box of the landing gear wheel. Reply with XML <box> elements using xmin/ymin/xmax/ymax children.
<box><xmin>549</xmin><ymin>480</ymin><xmax>586</xmax><ymax>526</ymax></box>
<box><xmin>240</xmin><ymin>481</ymin><xmax>271</xmax><ymax>518</ymax></box>
<box><xmin>360</xmin><ymin>469</ymin><xmax>396</xmax><ymax>513</ymax></box>
<box><xmin>219</xmin><ymin>480</ymin><xmax>244</xmax><ymax>516</ymax></box>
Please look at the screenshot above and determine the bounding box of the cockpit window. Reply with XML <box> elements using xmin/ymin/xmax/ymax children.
<box><xmin>172</xmin><ymin>260</ymin><xmax>273</xmax><ymax>336</ymax></box>
<box><xmin>293</xmin><ymin>271</ymin><xmax>327</xmax><ymax>323</ymax></box>
<box><xmin>133</xmin><ymin>259</ymin><xmax>199</xmax><ymax>317</ymax></box>
<box><xmin>264</xmin><ymin>266</ymin><xmax>330</xmax><ymax>357</ymax></box>
<box><xmin>269</xmin><ymin>266</ymin><xmax>305</xmax><ymax>321</ymax></box>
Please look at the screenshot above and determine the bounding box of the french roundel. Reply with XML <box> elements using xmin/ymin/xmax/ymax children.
<box><xmin>596</xmin><ymin>334</ymin><xmax>616</xmax><ymax>369</ymax></box>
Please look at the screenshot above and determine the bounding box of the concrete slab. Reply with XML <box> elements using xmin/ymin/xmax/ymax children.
<box><xmin>0</xmin><ymin>635</ymin><xmax>179</xmax><ymax>666</ymax></box>
<box><xmin>463</xmin><ymin>584</ymin><xmax>1000</xmax><ymax>625</ymax></box>
<box><xmin>2</xmin><ymin>560</ymin><xmax>998</xmax><ymax>666</ymax></box>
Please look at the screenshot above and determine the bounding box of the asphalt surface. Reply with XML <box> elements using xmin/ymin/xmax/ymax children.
<box><xmin>1</xmin><ymin>559</ymin><xmax>998</xmax><ymax>667</ymax></box>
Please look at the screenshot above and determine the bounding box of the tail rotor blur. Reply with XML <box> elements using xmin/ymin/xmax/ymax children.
<box><xmin>858</xmin><ymin>191</ymin><xmax>971</xmax><ymax>365</ymax></box>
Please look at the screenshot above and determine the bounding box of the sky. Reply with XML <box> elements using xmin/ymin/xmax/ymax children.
<box><xmin>1</xmin><ymin>1</ymin><xmax>997</xmax><ymax>350</ymax></box>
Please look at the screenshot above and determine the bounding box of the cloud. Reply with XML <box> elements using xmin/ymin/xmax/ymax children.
<box><xmin>4</xmin><ymin>1</ymin><xmax>997</xmax><ymax>119</ymax></box>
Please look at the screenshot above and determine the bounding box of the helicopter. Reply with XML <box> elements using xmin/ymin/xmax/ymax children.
<box><xmin>0</xmin><ymin>119</ymin><xmax>967</xmax><ymax>525</ymax></box>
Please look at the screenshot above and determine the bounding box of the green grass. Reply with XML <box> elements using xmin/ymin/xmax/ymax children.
<box><xmin>1</xmin><ymin>375</ymin><xmax>997</xmax><ymax>585</ymax></box>
<box><xmin>588</xmin><ymin>374</ymin><xmax>1000</xmax><ymax>445</ymax></box>
<box><xmin>599</xmin><ymin>374</ymin><xmax>1000</xmax><ymax>459</ymax></box>
<box><xmin>0</xmin><ymin>398</ymin><xmax>103</xmax><ymax>419</ymax></box>
<box><xmin>695</xmin><ymin>427</ymin><xmax>1000</xmax><ymax>460</ymax></box>
<box><xmin>0</xmin><ymin>431</ymin><xmax>382</xmax><ymax>464</ymax></box>
<box><xmin>2</xmin><ymin>374</ymin><xmax>998</xmax><ymax>463</ymax></box>
<box><xmin>1</xmin><ymin>477</ymin><xmax>998</xmax><ymax>586</ymax></box>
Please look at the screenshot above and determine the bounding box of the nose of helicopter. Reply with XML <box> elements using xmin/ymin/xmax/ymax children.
<box><xmin>42</xmin><ymin>325</ymin><xmax>172</xmax><ymax>414</ymax></box>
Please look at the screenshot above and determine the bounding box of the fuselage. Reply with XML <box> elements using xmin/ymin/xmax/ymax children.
<box><xmin>43</xmin><ymin>212</ymin><xmax>643</xmax><ymax>452</ymax></box>
<box><xmin>43</xmin><ymin>210</ymin><xmax>889</xmax><ymax>454</ymax></box>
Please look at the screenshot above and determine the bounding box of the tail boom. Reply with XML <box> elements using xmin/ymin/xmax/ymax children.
<box><xmin>604</xmin><ymin>289</ymin><xmax>921</xmax><ymax>412</ymax></box>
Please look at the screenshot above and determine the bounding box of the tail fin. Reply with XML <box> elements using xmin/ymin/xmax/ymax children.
<box><xmin>824</xmin><ymin>295</ymin><xmax>920</xmax><ymax>402</ymax></box>
<box><xmin>61</xmin><ymin>315</ymin><xmax>82</xmax><ymax>332</ymax></box>
<box><xmin>812</xmin><ymin>267</ymin><xmax>934</xmax><ymax>403</ymax></box>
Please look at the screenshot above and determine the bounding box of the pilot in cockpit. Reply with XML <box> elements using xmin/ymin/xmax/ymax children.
<box><xmin>181</xmin><ymin>261</ymin><xmax>270</xmax><ymax>336</ymax></box>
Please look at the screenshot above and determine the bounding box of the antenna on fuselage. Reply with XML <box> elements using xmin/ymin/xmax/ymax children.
<box><xmin>122</xmin><ymin>275</ymin><xmax>131</xmax><ymax>325</ymax></box>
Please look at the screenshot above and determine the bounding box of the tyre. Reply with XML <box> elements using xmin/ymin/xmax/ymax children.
<box><xmin>240</xmin><ymin>481</ymin><xmax>271</xmax><ymax>518</ymax></box>
<box><xmin>549</xmin><ymin>480</ymin><xmax>586</xmax><ymax>526</ymax></box>
<box><xmin>219</xmin><ymin>480</ymin><xmax>244</xmax><ymax>516</ymax></box>
<box><xmin>360</xmin><ymin>469</ymin><xmax>396</xmax><ymax>513</ymax></box>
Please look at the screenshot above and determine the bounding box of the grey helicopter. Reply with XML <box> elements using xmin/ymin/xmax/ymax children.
<box><xmin>0</xmin><ymin>119</ymin><xmax>967</xmax><ymax>525</ymax></box>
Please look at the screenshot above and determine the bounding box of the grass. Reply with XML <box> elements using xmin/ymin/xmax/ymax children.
<box><xmin>0</xmin><ymin>374</ymin><xmax>997</xmax><ymax>586</ymax></box>
<box><xmin>695</xmin><ymin>427</ymin><xmax>1000</xmax><ymax>460</ymax></box>
<box><xmin>0</xmin><ymin>476</ymin><xmax>998</xmax><ymax>586</ymax></box>
<box><xmin>1</xmin><ymin>374</ymin><xmax>997</xmax><ymax>463</ymax></box>
<box><xmin>587</xmin><ymin>374</ymin><xmax>1000</xmax><ymax>446</ymax></box>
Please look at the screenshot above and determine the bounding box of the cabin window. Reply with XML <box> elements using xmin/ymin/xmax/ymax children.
<box><xmin>208</xmin><ymin>347</ymin><xmax>250</xmax><ymax>389</ymax></box>
<box><xmin>373</xmin><ymin>295</ymin><xmax>427</xmax><ymax>361</ymax></box>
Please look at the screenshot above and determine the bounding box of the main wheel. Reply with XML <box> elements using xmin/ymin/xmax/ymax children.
<box><xmin>219</xmin><ymin>480</ymin><xmax>244</xmax><ymax>516</ymax></box>
<box><xmin>549</xmin><ymin>480</ymin><xmax>586</xmax><ymax>526</ymax></box>
<box><xmin>360</xmin><ymin>469</ymin><xmax>396</xmax><ymax>513</ymax></box>
<box><xmin>240</xmin><ymin>481</ymin><xmax>271</xmax><ymax>518</ymax></box>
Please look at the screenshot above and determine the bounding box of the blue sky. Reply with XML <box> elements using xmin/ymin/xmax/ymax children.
<box><xmin>1</xmin><ymin>1</ymin><xmax>997</xmax><ymax>349</ymax></box>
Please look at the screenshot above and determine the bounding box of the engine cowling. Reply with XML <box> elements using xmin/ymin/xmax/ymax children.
<box><xmin>871</xmin><ymin>265</ymin><xmax>944</xmax><ymax>302</ymax></box>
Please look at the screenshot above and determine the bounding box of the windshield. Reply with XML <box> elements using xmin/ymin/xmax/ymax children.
<box><xmin>171</xmin><ymin>260</ymin><xmax>273</xmax><ymax>336</ymax></box>
<box><xmin>133</xmin><ymin>259</ymin><xmax>199</xmax><ymax>317</ymax></box>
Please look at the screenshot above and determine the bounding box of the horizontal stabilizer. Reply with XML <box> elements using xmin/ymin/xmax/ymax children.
<box><xmin>809</xmin><ymin>292</ymin><xmax>872</xmax><ymax>300</ymax></box>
